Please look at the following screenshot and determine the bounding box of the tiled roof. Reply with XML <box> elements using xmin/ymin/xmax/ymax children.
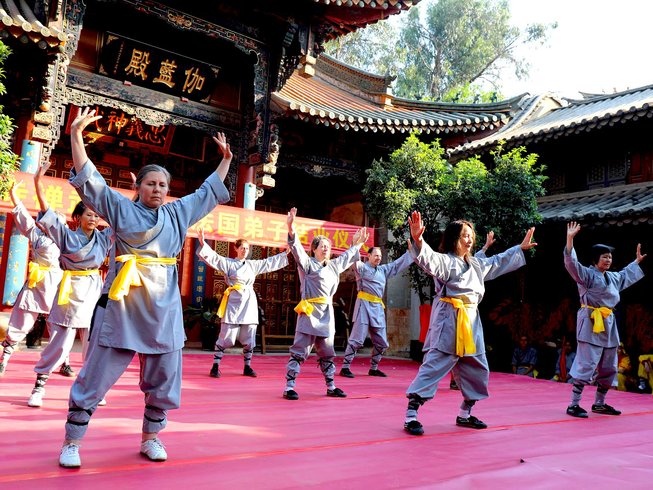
<box><xmin>317</xmin><ymin>0</ymin><xmax>420</xmax><ymax>38</ymax></box>
<box><xmin>272</xmin><ymin>54</ymin><xmax>520</xmax><ymax>134</ymax></box>
<box><xmin>451</xmin><ymin>85</ymin><xmax>653</xmax><ymax>158</ymax></box>
<box><xmin>537</xmin><ymin>181</ymin><xmax>653</xmax><ymax>226</ymax></box>
<box><xmin>314</xmin><ymin>0</ymin><xmax>416</xmax><ymax>8</ymax></box>
<box><xmin>0</xmin><ymin>0</ymin><xmax>67</xmax><ymax>50</ymax></box>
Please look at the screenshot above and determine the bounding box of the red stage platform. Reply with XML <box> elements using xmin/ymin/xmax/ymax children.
<box><xmin>1</xmin><ymin>351</ymin><xmax>653</xmax><ymax>489</ymax></box>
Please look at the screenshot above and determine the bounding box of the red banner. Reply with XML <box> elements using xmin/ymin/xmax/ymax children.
<box><xmin>2</xmin><ymin>172</ymin><xmax>373</xmax><ymax>254</ymax></box>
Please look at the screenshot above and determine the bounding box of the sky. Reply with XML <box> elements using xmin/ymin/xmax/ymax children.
<box><xmin>500</xmin><ymin>0</ymin><xmax>653</xmax><ymax>98</ymax></box>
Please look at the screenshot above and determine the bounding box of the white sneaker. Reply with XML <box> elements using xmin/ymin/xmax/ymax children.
<box><xmin>59</xmin><ymin>443</ymin><xmax>81</xmax><ymax>468</ymax></box>
<box><xmin>140</xmin><ymin>438</ymin><xmax>167</xmax><ymax>461</ymax></box>
<box><xmin>27</xmin><ymin>391</ymin><xmax>44</xmax><ymax>407</ymax></box>
<box><xmin>98</xmin><ymin>398</ymin><xmax>107</xmax><ymax>406</ymax></box>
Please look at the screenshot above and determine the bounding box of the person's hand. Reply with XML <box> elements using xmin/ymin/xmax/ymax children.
<box><xmin>213</xmin><ymin>132</ymin><xmax>233</xmax><ymax>161</ymax></box>
<box><xmin>35</xmin><ymin>160</ymin><xmax>52</xmax><ymax>181</ymax></box>
<box><xmin>70</xmin><ymin>106</ymin><xmax>102</xmax><ymax>136</ymax></box>
<box><xmin>198</xmin><ymin>227</ymin><xmax>206</xmax><ymax>247</ymax></box>
<box><xmin>636</xmin><ymin>243</ymin><xmax>647</xmax><ymax>264</ymax></box>
<box><xmin>352</xmin><ymin>227</ymin><xmax>369</xmax><ymax>246</ymax></box>
<box><xmin>9</xmin><ymin>180</ymin><xmax>23</xmax><ymax>205</ymax></box>
<box><xmin>567</xmin><ymin>221</ymin><xmax>581</xmax><ymax>239</ymax></box>
<box><xmin>482</xmin><ymin>231</ymin><xmax>496</xmax><ymax>252</ymax></box>
<box><xmin>407</xmin><ymin>211</ymin><xmax>425</xmax><ymax>243</ymax></box>
<box><xmin>287</xmin><ymin>207</ymin><xmax>297</xmax><ymax>233</ymax></box>
<box><xmin>520</xmin><ymin>227</ymin><xmax>537</xmax><ymax>250</ymax></box>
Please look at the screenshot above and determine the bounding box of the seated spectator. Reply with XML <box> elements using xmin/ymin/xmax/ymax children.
<box><xmin>616</xmin><ymin>343</ymin><xmax>634</xmax><ymax>392</ymax></box>
<box><xmin>553</xmin><ymin>339</ymin><xmax>576</xmax><ymax>383</ymax></box>
<box><xmin>638</xmin><ymin>353</ymin><xmax>653</xmax><ymax>394</ymax></box>
<box><xmin>512</xmin><ymin>335</ymin><xmax>537</xmax><ymax>377</ymax></box>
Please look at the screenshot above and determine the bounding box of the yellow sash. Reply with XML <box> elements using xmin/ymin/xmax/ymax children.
<box><xmin>357</xmin><ymin>291</ymin><xmax>385</xmax><ymax>308</ymax></box>
<box><xmin>440</xmin><ymin>297</ymin><xmax>477</xmax><ymax>357</ymax></box>
<box><xmin>581</xmin><ymin>304</ymin><xmax>613</xmax><ymax>333</ymax></box>
<box><xmin>294</xmin><ymin>297</ymin><xmax>329</xmax><ymax>316</ymax></box>
<box><xmin>28</xmin><ymin>262</ymin><xmax>52</xmax><ymax>288</ymax></box>
<box><xmin>58</xmin><ymin>269</ymin><xmax>100</xmax><ymax>304</ymax></box>
<box><xmin>108</xmin><ymin>255</ymin><xmax>177</xmax><ymax>301</ymax></box>
<box><xmin>218</xmin><ymin>284</ymin><xmax>243</xmax><ymax>318</ymax></box>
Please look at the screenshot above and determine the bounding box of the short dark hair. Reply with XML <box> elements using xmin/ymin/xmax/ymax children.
<box><xmin>72</xmin><ymin>201</ymin><xmax>87</xmax><ymax>220</ymax></box>
<box><xmin>310</xmin><ymin>235</ymin><xmax>331</xmax><ymax>257</ymax></box>
<box><xmin>234</xmin><ymin>238</ymin><xmax>249</xmax><ymax>249</ymax></box>
<box><xmin>591</xmin><ymin>244</ymin><xmax>615</xmax><ymax>265</ymax></box>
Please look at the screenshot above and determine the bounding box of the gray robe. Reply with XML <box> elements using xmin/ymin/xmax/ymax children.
<box><xmin>197</xmin><ymin>243</ymin><xmax>288</xmax><ymax>325</ymax></box>
<box><xmin>564</xmin><ymin>247</ymin><xmax>644</xmax><ymax>348</ymax></box>
<box><xmin>38</xmin><ymin>208</ymin><xmax>112</xmax><ymax>329</ymax></box>
<box><xmin>288</xmin><ymin>233</ymin><xmax>361</xmax><ymax>338</ymax></box>
<box><xmin>351</xmin><ymin>251</ymin><xmax>412</xmax><ymax>329</ymax></box>
<box><xmin>11</xmin><ymin>202</ymin><xmax>62</xmax><ymax>314</ymax></box>
<box><xmin>70</xmin><ymin>159</ymin><xmax>230</xmax><ymax>354</ymax></box>
<box><xmin>411</xmin><ymin>241</ymin><xmax>526</xmax><ymax>356</ymax></box>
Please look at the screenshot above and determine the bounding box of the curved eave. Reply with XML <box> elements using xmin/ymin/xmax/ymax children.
<box><xmin>318</xmin><ymin>0</ymin><xmax>420</xmax><ymax>39</ymax></box>
<box><xmin>537</xmin><ymin>181</ymin><xmax>653</xmax><ymax>227</ymax></box>
<box><xmin>452</xmin><ymin>87</ymin><xmax>653</xmax><ymax>158</ymax></box>
<box><xmin>272</xmin><ymin>71</ymin><xmax>509</xmax><ymax>134</ymax></box>
<box><xmin>0</xmin><ymin>7</ymin><xmax>67</xmax><ymax>51</ymax></box>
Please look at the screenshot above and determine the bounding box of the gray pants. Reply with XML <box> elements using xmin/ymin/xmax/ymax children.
<box><xmin>285</xmin><ymin>331</ymin><xmax>336</xmax><ymax>389</ymax></box>
<box><xmin>2</xmin><ymin>309</ymin><xmax>40</xmax><ymax>363</ymax></box>
<box><xmin>65</xmin><ymin>304</ymin><xmax>182</xmax><ymax>441</ymax></box>
<box><xmin>407</xmin><ymin>348</ymin><xmax>489</xmax><ymax>402</ymax></box>
<box><xmin>570</xmin><ymin>341</ymin><xmax>617</xmax><ymax>387</ymax></box>
<box><xmin>213</xmin><ymin>323</ymin><xmax>256</xmax><ymax>366</ymax></box>
<box><xmin>34</xmin><ymin>323</ymin><xmax>88</xmax><ymax>375</ymax></box>
<box><xmin>342</xmin><ymin>323</ymin><xmax>388</xmax><ymax>370</ymax></box>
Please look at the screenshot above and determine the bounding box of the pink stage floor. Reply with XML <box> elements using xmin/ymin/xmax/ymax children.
<box><xmin>1</xmin><ymin>351</ymin><xmax>653</xmax><ymax>489</ymax></box>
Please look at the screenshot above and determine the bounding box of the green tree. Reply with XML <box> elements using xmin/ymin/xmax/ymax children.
<box><xmin>325</xmin><ymin>21</ymin><xmax>404</xmax><ymax>78</ymax></box>
<box><xmin>0</xmin><ymin>40</ymin><xmax>20</xmax><ymax>198</ymax></box>
<box><xmin>326</xmin><ymin>0</ymin><xmax>555</xmax><ymax>102</ymax></box>
<box><xmin>364</xmin><ymin>134</ymin><xmax>546</xmax><ymax>303</ymax></box>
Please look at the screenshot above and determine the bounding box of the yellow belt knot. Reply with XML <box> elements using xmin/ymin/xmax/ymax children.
<box><xmin>581</xmin><ymin>304</ymin><xmax>613</xmax><ymax>333</ymax></box>
<box><xmin>108</xmin><ymin>254</ymin><xmax>177</xmax><ymax>301</ymax></box>
<box><xmin>28</xmin><ymin>262</ymin><xmax>51</xmax><ymax>288</ymax></box>
<box><xmin>440</xmin><ymin>297</ymin><xmax>477</xmax><ymax>357</ymax></box>
<box><xmin>218</xmin><ymin>284</ymin><xmax>243</xmax><ymax>318</ymax></box>
<box><xmin>294</xmin><ymin>297</ymin><xmax>329</xmax><ymax>316</ymax></box>
<box><xmin>357</xmin><ymin>291</ymin><xmax>385</xmax><ymax>308</ymax></box>
<box><xmin>58</xmin><ymin>269</ymin><xmax>100</xmax><ymax>305</ymax></box>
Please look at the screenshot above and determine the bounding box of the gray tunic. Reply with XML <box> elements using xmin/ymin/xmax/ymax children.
<box><xmin>11</xmin><ymin>203</ymin><xmax>62</xmax><ymax>313</ymax></box>
<box><xmin>70</xmin><ymin>159</ymin><xmax>230</xmax><ymax>354</ymax></box>
<box><xmin>411</xmin><ymin>241</ymin><xmax>526</xmax><ymax>356</ymax></box>
<box><xmin>564</xmin><ymin>247</ymin><xmax>644</xmax><ymax>348</ymax></box>
<box><xmin>38</xmin><ymin>208</ymin><xmax>113</xmax><ymax>329</ymax></box>
<box><xmin>197</xmin><ymin>243</ymin><xmax>288</xmax><ymax>325</ymax></box>
<box><xmin>288</xmin><ymin>233</ymin><xmax>362</xmax><ymax>338</ymax></box>
<box><xmin>352</xmin><ymin>251</ymin><xmax>412</xmax><ymax>329</ymax></box>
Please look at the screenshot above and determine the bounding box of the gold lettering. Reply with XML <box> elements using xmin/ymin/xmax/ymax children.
<box><xmin>125</xmin><ymin>49</ymin><xmax>151</xmax><ymax>80</ymax></box>
<box><xmin>153</xmin><ymin>60</ymin><xmax>177</xmax><ymax>88</ymax></box>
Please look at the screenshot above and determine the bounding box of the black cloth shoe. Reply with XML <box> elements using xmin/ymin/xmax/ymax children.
<box><xmin>0</xmin><ymin>363</ymin><xmax>5</xmax><ymax>376</ymax></box>
<box><xmin>449</xmin><ymin>379</ymin><xmax>460</xmax><ymax>390</ymax></box>
<box><xmin>243</xmin><ymin>365</ymin><xmax>257</xmax><ymax>377</ymax></box>
<box><xmin>368</xmin><ymin>369</ymin><xmax>387</xmax><ymax>377</ymax></box>
<box><xmin>591</xmin><ymin>403</ymin><xmax>621</xmax><ymax>415</ymax></box>
<box><xmin>59</xmin><ymin>364</ymin><xmax>75</xmax><ymax>377</ymax></box>
<box><xmin>566</xmin><ymin>405</ymin><xmax>588</xmax><ymax>418</ymax></box>
<box><xmin>326</xmin><ymin>387</ymin><xmax>347</xmax><ymax>398</ymax></box>
<box><xmin>456</xmin><ymin>415</ymin><xmax>487</xmax><ymax>429</ymax></box>
<box><xmin>339</xmin><ymin>368</ymin><xmax>355</xmax><ymax>378</ymax></box>
<box><xmin>404</xmin><ymin>420</ymin><xmax>424</xmax><ymax>436</ymax></box>
<box><xmin>209</xmin><ymin>363</ymin><xmax>221</xmax><ymax>378</ymax></box>
<box><xmin>283</xmin><ymin>389</ymin><xmax>299</xmax><ymax>400</ymax></box>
